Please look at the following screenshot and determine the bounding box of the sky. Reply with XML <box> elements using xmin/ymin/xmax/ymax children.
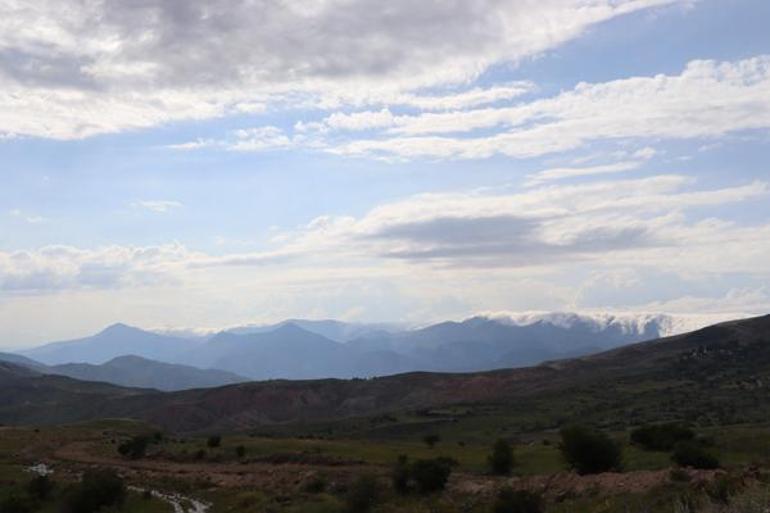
<box><xmin>1</xmin><ymin>0</ymin><xmax>769</xmax><ymax>347</ymax></box>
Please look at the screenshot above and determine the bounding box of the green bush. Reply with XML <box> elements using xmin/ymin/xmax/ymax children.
<box><xmin>391</xmin><ymin>456</ymin><xmax>455</xmax><ymax>494</ymax></box>
<box><xmin>60</xmin><ymin>469</ymin><xmax>126</xmax><ymax>513</ymax></box>
<box><xmin>409</xmin><ymin>457</ymin><xmax>454</xmax><ymax>493</ymax></box>
<box><xmin>559</xmin><ymin>425</ymin><xmax>622</xmax><ymax>475</ymax></box>
<box><xmin>207</xmin><ymin>435</ymin><xmax>222</xmax><ymax>448</ymax></box>
<box><xmin>392</xmin><ymin>455</ymin><xmax>410</xmax><ymax>494</ymax></box>
<box><xmin>488</xmin><ymin>439</ymin><xmax>515</xmax><ymax>475</ymax></box>
<box><xmin>303</xmin><ymin>473</ymin><xmax>327</xmax><ymax>494</ymax></box>
<box><xmin>423</xmin><ymin>434</ymin><xmax>440</xmax><ymax>448</ymax></box>
<box><xmin>672</xmin><ymin>441</ymin><xmax>720</xmax><ymax>469</ymax></box>
<box><xmin>117</xmin><ymin>435</ymin><xmax>150</xmax><ymax>459</ymax></box>
<box><xmin>630</xmin><ymin>423</ymin><xmax>695</xmax><ymax>451</ymax></box>
<box><xmin>235</xmin><ymin>445</ymin><xmax>246</xmax><ymax>459</ymax></box>
<box><xmin>27</xmin><ymin>475</ymin><xmax>54</xmax><ymax>500</ymax></box>
<box><xmin>344</xmin><ymin>474</ymin><xmax>379</xmax><ymax>513</ymax></box>
<box><xmin>492</xmin><ymin>488</ymin><xmax>543</xmax><ymax>513</ymax></box>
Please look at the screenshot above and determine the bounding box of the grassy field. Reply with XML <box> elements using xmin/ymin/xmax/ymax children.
<box><xmin>3</xmin><ymin>418</ymin><xmax>770</xmax><ymax>513</ymax></box>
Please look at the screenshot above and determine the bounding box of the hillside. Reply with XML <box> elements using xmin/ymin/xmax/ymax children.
<box><xmin>49</xmin><ymin>355</ymin><xmax>247</xmax><ymax>391</ymax></box>
<box><xmin>0</xmin><ymin>314</ymin><xmax>767</xmax><ymax>432</ymax></box>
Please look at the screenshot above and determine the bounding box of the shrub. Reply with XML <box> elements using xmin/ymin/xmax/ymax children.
<box><xmin>207</xmin><ymin>435</ymin><xmax>222</xmax><ymax>448</ymax></box>
<box><xmin>235</xmin><ymin>445</ymin><xmax>246</xmax><ymax>459</ymax></box>
<box><xmin>392</xmin><ymin>455</ymin><xmax>410</xmax><ymax>494</ymax></box>
<box><xmin>423</xmin><ymin>434</ymin><xmax>440</xmax><ymax>448</ymax></box>
<box><xmin>409</xmin><ymin>457</ymin><xmax>454</xmax><ymax>493</ymax></box>
<box><xmin>492</xmin><ymin>488</ymin><xmax>543</xmax><ymax>513</ymax></box>
<box><xmin>344</xmin><ymin>474</ymin><xmax>379</xmax><ymax>513</ymax></box>
<box><xmin>194</xmin><ymin>449</ymin><xmax>207</xmax><ymax>460</ymax></box>
<box><xmin>559</xmin><ymin>425</ymin><xmax>622</xmax><ymax>475</ymax></box>
<box><xmin>60</xmin><ymin>469</ymin><xmax>126</xmax><ymax>513</ymax></box>
<box><xmin>303</xmin><ymin>474</ymin><xmax>327</xmax><ymax>494</ymax></box>
<box><xmin>488</xmin><ymin>439</ymin><xmax>515</xmax><ymax>475</ymax></box>
<box><xmin>117</xmin><ymin>435</ymin><xmax>149</xmax><ymax>459</ymax></box>
<box><xmin>27</xmin><ymin>475</ymin><xmax>54</xmax><ymax>500</ymax></box>
<box><xmin>672</xmin><ymin>441</ymin><xmax>720</xmax><ymax>469</ymax></box>
<box><xmin>630</xmin><ymin>423</ymin><xmax>695</xmax><ymax>451</ymax></box>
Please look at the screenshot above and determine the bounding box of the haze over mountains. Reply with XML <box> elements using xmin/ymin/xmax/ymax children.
<box><xmin>9</xmin><ymin>312</ymin><xmax>742</xmax><ymax>390</ymax></box>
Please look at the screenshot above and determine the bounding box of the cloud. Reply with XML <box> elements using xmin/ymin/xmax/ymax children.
<box><xmin>132</xmin><ymin>200</ymin><xmax>183</xmax><ymax>213</ymax></box>
<box><xmin>259</xmin><ymin>175</ymin><xmax>770</xmax><ymax>273</ymax></box>
<box><xmin>0</xmin><ymin>244</ymin><xmax>191</xmax><ymax>293</ymax></box>
<box><xmin>0</xmin><ymin>0</ymin><xmax>686</xmax><ymax>139</ymax></box>
<box><xmin>523</xmin><ymin>147</ymin><xmax>657</xmax><ymax>186</ymax></box>
<box><xmin>524</xmin><ymin>161</ymin><xmax>643</xmax><ymax>187</ymax></box>
<box><xmin>329</xmin><ymin>56</ymin><xmax>770</xmax><ymax>160</ymax></box>
<box><xmin>9</xmin><ymin>209</ymin><xmax>47</xmax><ymax>224</ymax></box>
<box><xmin>3</xmin><ymin>175</ymin><xmax>768</xmax><ymax>303</ymax></box>
<box><xmin>171</xmin><ymin>126</ymin><xmax>298</xmax><ymax>152</ymax></box>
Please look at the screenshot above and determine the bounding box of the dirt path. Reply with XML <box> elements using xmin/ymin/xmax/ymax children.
<box><xmin>128</xmin><ymin>486</ymin><xmax>210</xmax><ymax>513</ymax></box>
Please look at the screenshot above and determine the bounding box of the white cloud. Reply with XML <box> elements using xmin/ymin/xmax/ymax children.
<box><xmin>0</xmin><ymin>244</ymin><xmax>192</xmax><ymax>293</ymax></box>
<box><xmin>132</xmin><ymin>200</ymin><xmax>183</xmax><ymax>213</ymax></box>
<box><xmin>0</xmin><ymin>0</ymin><xmax>686</xmax><ymax>139</ymax></box>
<box><xmin>524</xmin><ymin>146</ymin><xmax>657</xmax><ymax>186</ymax></box>
<box><xmin>330</xmin><ymin>56</ymin><xmax>770</xmax><ymax>160</ymax></box>
<box><xmin>524</xmin><ymin>161</ymin><xmax>643</xmax><ymax>187</ymax></box>
<box><xmin>228</xmin><ymin>126</ymin><xmax>293</xmax><ymax>152</ymax></box>
<box><xmin>9</xmin><ymin>209</ymin><xmax>47</xmax><ymax>224</ymax></box>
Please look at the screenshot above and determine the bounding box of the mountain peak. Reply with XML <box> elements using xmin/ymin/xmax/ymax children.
<box><xmin>98</xmin><ymin>323</ymin><xmax>144</xmax><ymax>336</ymax></box>
<box><xmin>272</xmin><ymin>322</ymin><xmax>314</xmax><ymax>336</ymax></box>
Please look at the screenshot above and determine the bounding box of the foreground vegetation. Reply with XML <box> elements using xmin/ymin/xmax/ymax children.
<box><xmin>2</xmin><ymin>417</ymin><xmax>770</xmax><ymax>513</ymax></box>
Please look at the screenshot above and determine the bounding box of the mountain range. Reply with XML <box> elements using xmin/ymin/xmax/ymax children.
<box><xmin>14</xmin><ymin>312</ymin><xmax>728</xmax><ymax>387</ymax></box>
<box><xmin>0</xmin><ymin>314</ymin><xmax>767</xmax><ymax>432</ymax></box>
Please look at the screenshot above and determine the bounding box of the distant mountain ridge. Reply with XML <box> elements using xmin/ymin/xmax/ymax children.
<box><xmin>0</xmin><ymin>352</ymin><xmax>246</xmax><ymax>392</ymax></box>
<box><xmin>48</xmin><ymin>355</ymin><xmax>247</xmax><ymax>391</ymax></box>
<box><xmin>14</xmin><ymin>312</ymin><xmax>750</xmax><ymax>382</ymax></box>
<box><xmin>0</xmin><ymin>314</ymin><xmax>767</xmax><ymax>432</ymax></box>
<box><xmin>22</xmin><ymin>323</ymin><xmax>201</xmax><ymax>365</ymax></box>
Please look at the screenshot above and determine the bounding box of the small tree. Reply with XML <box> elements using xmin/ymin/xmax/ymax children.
<box><xmin>559</xmin><ymin>425</ymin><xmax>622</xmax><ymax>475</ymax></box>
<box><xmin>488</xmin><ymin>439</ymin><xmax>515</xmax><ymax>475</ymax></box>
<box><xmin>409</xmin><ymin>457</ymin><xmax>454</xmax><ymax>493</ymax></box>
<box><xmin>117</xmin><ymin>435</ymin><xmax>149</xmax><ymax>459</ymax></box>
<box><xmin>206</xmin><ymin>435</ymin><xmax>222</xmax><ymax>448</ymax></box>
<box><xmin>27</xmin><ymin>474</ymin><xmax>54</xmax><ymax>500</ymax></box>
<box><xmin>61</xmin><ymin>469</ymin><xmax>126</xmax><ymax>513</ymax></box>
<box><xmin>235</xmin><ymin>445</ymin><xmax>246</xmax><ymax>459</ymax></box>
<box><xmin>345</xmin><ymin>474</ymin><xmax>379</xmax><ymax>513</ymax></box>
<box><xmin>672</xmin><ymin>441</ymin><xmax>720</xmax><ymax>469</ymax></box>
<box><xmin>422</xmin><ymin>434</ymin><xmax>440</xmax><ymax>448</ymax></box>
<box><xmin>492</xmin><ymin>488</ymin><xmax>543</xmax><ymax>513</ymax></box>
<box><xmin>392</xmin><ymin>455</ymin><xmax>410</xmax><ymax>494</ymax></box>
